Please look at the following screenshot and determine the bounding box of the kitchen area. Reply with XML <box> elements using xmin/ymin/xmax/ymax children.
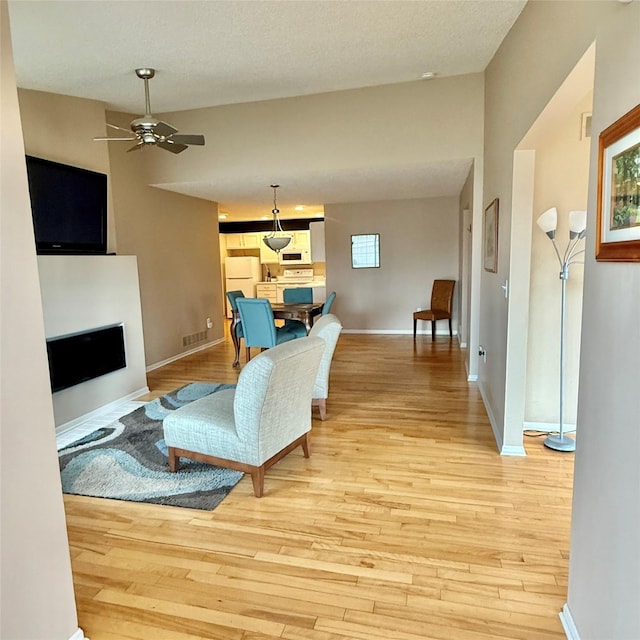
<box><xmin>221</xmin><ymin>220</ymin><xmax>326</xmax><ymax>317</ymax></box>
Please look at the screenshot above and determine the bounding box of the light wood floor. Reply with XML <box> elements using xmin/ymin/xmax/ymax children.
<box><xmin>64</xmin><ymin>332</ymin><xmax>574</xmax><ymax>640</ymax></box>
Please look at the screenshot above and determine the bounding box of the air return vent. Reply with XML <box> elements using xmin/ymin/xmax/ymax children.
<box><xmin>183</xmin><ymin>330</ymin><xmax>207</xmax><ymax>347</ymax></box>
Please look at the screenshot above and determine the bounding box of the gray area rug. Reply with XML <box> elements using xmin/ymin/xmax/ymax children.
<box><xmin>58</xmin><ymin>382</ymin><xmax>243</xmax><ymax>510</ymax></box>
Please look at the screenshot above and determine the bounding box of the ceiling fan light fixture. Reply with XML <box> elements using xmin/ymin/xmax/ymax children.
<box><xmin>263</xmin><ymin>184</ymin><xmax>292</xmax><ymax>253</ymax></box>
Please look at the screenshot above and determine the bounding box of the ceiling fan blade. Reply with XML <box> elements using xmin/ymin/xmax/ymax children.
<box><xmin>169</xmin><ymin>134</ymin><xmax>205</xmax><ymax>146</ymax></box>
<box><xmin>127</xmin><ymin>142</ymin><xmax>144</xmax><ymax>153</ymax></box>
<box><xmin>106</xmin><ymin>122</ymin><xmax>134</xmax><ymax>134</ymax></box>
<box><xmin>158</xmin><ymin>140</ymin><xmax>188</xmax><ymax>154</ymax></box>
<box><xmin>154</xmin><ymin>121</ymin><xmax>178</xmax><ymax>137</ymax></box>
<box><xmin>93</xmin><ymin>136</ymin><xmax>137</xmax><ymax>141</ymax></box>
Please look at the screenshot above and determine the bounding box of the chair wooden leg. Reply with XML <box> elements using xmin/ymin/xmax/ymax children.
<box><xmin>431</xmin><ymin>320</ymin><xmax>436</xmax><ymax>341</ymax></box>
<box><xmin>449</xmin><ymin>318</ymin><xmax>453</xmax><ymax>338</ymax></box>
<box><xmin>301</xmin><ymin>433</ymin><xmax>310</xmax><ymax>458</ymax></box>
<box><xmin>245</xmin><ymin>346</ymin><xmax>251</xmax><ymax>362</ymax></box>
<box><xmin>312</xmin><ymin>398</ymin><xmax>327</xmax><ymax>420</ymax></box>
<box><xmin>168</xmin><ymin>447</ymin><xmax>178</xmax><ymax>472</ymax></box>
<box><xmin>251</xmin><ymin>466</ymin><xmax>265</xmax><ymax>498</ymax></box>
<box><xmin>413</xmin><ymin>317</ymin><xmax>417</xmax><ymax>340</ymax></box>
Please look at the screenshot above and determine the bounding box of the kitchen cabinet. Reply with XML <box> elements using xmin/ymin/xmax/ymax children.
<box><xmin>291</xmin><ymin>230</ymin><xmax>310</xmax><ymax>251</ymax></box>
<box><xmin>309</xmin><ymin>221</ymin><xmax>325</xmax><ymax>262</ymax></box>
<box><xmin>226</xmin><ymin>233</ymin><xmax>261</xmax><ymax>250</ymax></box>
<box><xmin>256</xmin><ymin>283</ymin><xmax>277</xmax><ymax>303</ymax></box>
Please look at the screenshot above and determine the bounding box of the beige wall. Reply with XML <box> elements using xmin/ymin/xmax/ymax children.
<box><xmin>18</xmin><ymin>89</ymin><xmax>225</xmax><ymax>370</ymax></box>
<box><xmin>569</xmin><ymin>2</ymin><xmax>640</xmax><ymax>636</ymax></box>
<box><xmin>526</xmin><ymin>93</ymin><xmax>591</xmax><ymax>427</ymax></box>
<box><xmin>484</xmin><ymin>0</ymin><xmax>639</xmax><ymax>636</ymax></box>
<box><xmin>106</xmin><ymin>113</ymin><xmax>224</xmax><ymax>366</ymax></box>
<box><xmin>458</xmin><ymin>167</ymin><xmax>475</xmax><ymax>354</ymax></box>
<box><xmin>324</xmin><ymin>197</ymin><xmax>459</xmax><ymax>332</ymax></box>
<box><xmin>482</xmin><ymin>0</ymin><xmax>617</xmax><ymax>449</ymax></box>
<box><xmin>144</xmin><ymin>74</ymin><xmax>484</xmax><ymax>191</ymax></box>
<box><xmin>0</xmin><ymin>1</ymin><xmax>80</xmax><ymax>637</ymax></box>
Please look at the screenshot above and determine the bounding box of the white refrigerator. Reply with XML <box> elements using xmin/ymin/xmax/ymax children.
<box><xmin>225</xmin><ymin>256</ymin><xmax>262</xmax><ymax>317</ymax></box>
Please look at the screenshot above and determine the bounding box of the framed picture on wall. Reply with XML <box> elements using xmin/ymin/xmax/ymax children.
<box><xmin>483</xmin><ymin>198</ymin><xmax>499</xmax><ymax>272</ymax></box>
<box><xmin>596</xmin><ymin>103</ymin><xmax>640</xmax><ymax>262</ymax></box>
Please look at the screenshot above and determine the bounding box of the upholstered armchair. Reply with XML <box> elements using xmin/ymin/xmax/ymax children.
<box><xmin>308</xmin><ymin>313</ymin><xmax>342</xmax><ymax>420</ymax></box>
<box><xmin>163</xmin><ymin>336</ymin><xmax>324</xmax><ymax>497</ymax></box>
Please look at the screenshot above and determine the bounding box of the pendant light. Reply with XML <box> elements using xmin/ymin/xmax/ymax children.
<box><xmin>263</xmin><ymin>184</ymin><xmax>292</xmax><ymax>253</ymax></box>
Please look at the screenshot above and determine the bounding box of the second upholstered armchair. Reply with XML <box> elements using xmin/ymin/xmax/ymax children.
<box><xmin>308</xmin><ymin>313</ymin><xmax>342</xmax><ymax>420</ymax></box>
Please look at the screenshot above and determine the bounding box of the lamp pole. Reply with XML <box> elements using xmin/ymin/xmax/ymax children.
<box><xmin>536</xmin><ymin>208</ymin><xmax>586</xmax><ymax>452</ymax></box>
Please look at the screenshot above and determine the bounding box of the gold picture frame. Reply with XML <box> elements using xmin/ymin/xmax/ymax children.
<box><xmin>483</xmin><ymin>198</ymin><xmax>499</xmax><ymax>273</ymax></box>
<box><xmin>596</xmin><ymin>103</ymin><xmax>640</xmax><ymax>262</ymax></box>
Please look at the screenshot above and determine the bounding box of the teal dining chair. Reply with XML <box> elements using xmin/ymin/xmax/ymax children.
<box><xmin>322</xmin><ymin>291</ymin><xmax>336</xmax><ymax>315</ymax></box>
<box><xmin>226</xmin><ymin>290</ymin><xmax>245</xmax><ymax>366</ymax></box>
<box><xmin>282</xmin><ymin>287</ymin><xmax>313</xmax><ymax>337</ymax></box>
<box><xmin>236</xmin><ymin>297</ymin><xmax>299</xmax><ymax>362</ymax></box>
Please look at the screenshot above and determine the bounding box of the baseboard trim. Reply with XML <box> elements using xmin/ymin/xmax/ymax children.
<box><xmin>146</xmin><ymin>338</ymin><xmax>225</xmax><ymax>372</ymax></box>
<box><xmin>69</xmin><ymin>627</ymin><xmax>89</xmax><ymax>640</ymax></box>
<box><xmin>55</xmin><ymin>386</ymin><xmax>149</xmax><ymax>435</ymax></box>
<box><xmin>559</xmin><ymin>603</ymin><xmax>580</xmax><ymax>640</ymax></box>
<box><xmin>477</xmin><ymin>378</ymin><xmax>525</xmax><ymax>456</ymax></box>
<box><xmin>341</xmin><ymin>329</ymin><xmax>458</xmax><ymax>336</ymax></box>
<box><xmin>478</xmin><ymin>378</ymin><xmax>501</xmax><ymax>453</ymax></box>
<box><xmin>501</xmin><ymin>444</ymin><xmax>526</xmax><ymax>456</ymax></box>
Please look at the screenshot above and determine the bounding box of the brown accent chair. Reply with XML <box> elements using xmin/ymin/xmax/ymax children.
<box><xmin>413</xmin><ymin>280</ymin><xmax>455</xmax><ymax>341</ymax></box>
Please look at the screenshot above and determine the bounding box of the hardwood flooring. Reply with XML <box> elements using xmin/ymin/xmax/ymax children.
<box><xmin>64</xmin><ymin>332</ymin><xmax>574</xmax><ymax>640</ymax></box>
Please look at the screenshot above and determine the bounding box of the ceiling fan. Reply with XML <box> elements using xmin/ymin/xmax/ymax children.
<box><xmin>93</xmin><ymin>68</ymin><xmax>205</xmax><ymax>154</ymax></box>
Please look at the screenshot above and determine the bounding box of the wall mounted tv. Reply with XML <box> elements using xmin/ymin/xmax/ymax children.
<box><xmin>25</xmin><ymin>155</ymin><xmax>108</xmax><ymax>255</ymax></box>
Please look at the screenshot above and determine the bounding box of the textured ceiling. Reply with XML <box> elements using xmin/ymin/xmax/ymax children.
<box><xmin>8</xmin><ymin>0</ymin><xmax>526</xmax><ymax>220</ymax></box>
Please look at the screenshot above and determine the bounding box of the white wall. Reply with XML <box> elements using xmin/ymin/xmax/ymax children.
<box><xmin>568</xmin><ymin>2</ymin><xmax>640</xmax><ymax>637</ymax></box>
<box><xmin>38</xmin><ymin>255</ymin><xmax>148</xmax><ymax>427</ymax></box>
<box><xmin>0</xmin><ymin>2</ymin><xmax>81</xmax><ymax>637</ymax></box>
<box><xmin>324</xmin><ymin>197</ymin><xmax>459</xmax><ymax>332</ymax></box>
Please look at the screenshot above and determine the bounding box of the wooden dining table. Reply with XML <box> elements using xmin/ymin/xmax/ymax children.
<box><xmin>230</xmin><ymin>301</ymin><xmax>323</xmax><ymax>367</ymax></box>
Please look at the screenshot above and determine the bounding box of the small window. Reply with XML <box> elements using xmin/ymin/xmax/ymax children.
<box><xmin>351</xmin><ymin>234</ymin><xmax>380</xmax><ymax>269</ymax></box>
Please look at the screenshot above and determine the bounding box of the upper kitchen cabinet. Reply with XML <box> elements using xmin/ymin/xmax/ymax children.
<box><xmin>309</xmin><ymin>221</ymin><xmax>325</xmax><ymax>262</ymax></box>
<box><xmin>226</xmin><ymin>233</ymin><xmax>261</xmax><ymax>250</ymax></box>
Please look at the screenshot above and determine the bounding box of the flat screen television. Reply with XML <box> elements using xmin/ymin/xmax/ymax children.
<box><xmin>25</xmin><ymin>155</ymin><xmax>108</xmax><ymax>255</ymax></box>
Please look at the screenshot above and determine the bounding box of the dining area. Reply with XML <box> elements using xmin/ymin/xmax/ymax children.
<box><xmin>227</xmin><ymin>287</ymin><xmax>336</xmax><ymax>367</ymax></box>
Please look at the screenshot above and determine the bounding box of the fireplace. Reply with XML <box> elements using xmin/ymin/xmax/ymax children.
<box><xmin>46</xmin><ymin>324</ymin><xmax>126</xmax><ymax>392</ymax></box>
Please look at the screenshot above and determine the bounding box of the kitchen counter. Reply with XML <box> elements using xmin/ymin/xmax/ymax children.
<box><xmin>256</xmin><ymin>280</ymin><xmax>326</xmax><ymax>303</ymax></box>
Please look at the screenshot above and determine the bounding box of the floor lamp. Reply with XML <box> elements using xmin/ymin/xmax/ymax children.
<box><xmin>536</xmin><ymin>207</ymin><xmax>586</xmax><ymax>452</ymax></box>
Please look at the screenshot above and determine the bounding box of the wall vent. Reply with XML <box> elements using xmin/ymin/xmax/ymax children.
<box><xmin>581</xmin><ymin>112</ymin><xmax>592</xmax><ymax>140</ymax></box>
<box><xmin>182</xmin><ymin>330</ymin><xmax>207</xmax><ymax>347</ymax></box>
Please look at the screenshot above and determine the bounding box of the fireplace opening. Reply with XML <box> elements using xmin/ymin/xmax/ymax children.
<box><xmin>46</xmin><ymin>324</ymin><xmax>126</xmax><ymax>392</ymax></box>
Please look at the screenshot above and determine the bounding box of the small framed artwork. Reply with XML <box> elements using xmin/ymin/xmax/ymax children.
<box><xmin>483</xmin><ymin>198</ymin><xmax>499</xmax><ymax>272</ymax></box>
<box><xmin>596</xmin><ymin>103</ymin><xmax>640</xmax><ymax>262</ymax></box>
